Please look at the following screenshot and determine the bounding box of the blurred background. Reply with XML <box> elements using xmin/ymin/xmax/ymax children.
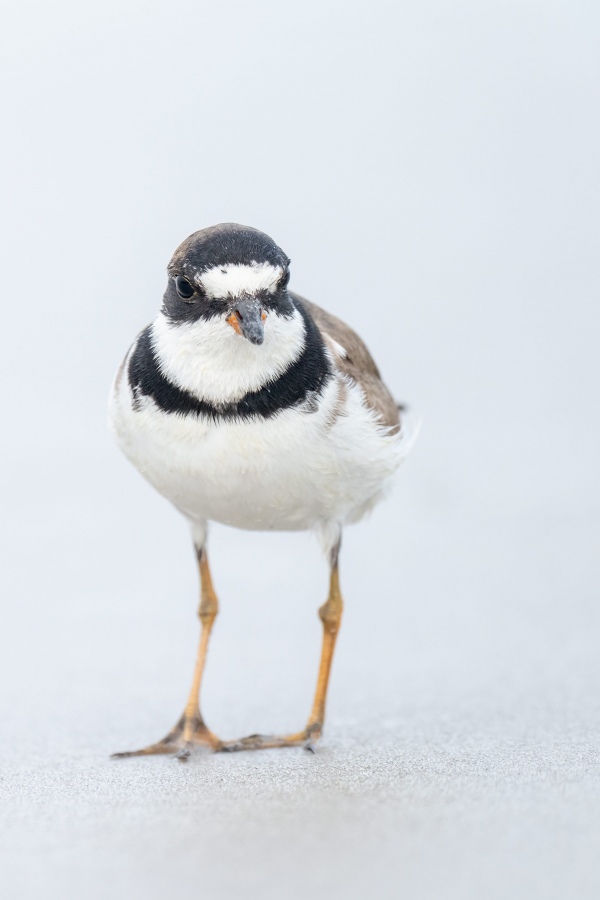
<box><xmin>1</xmin><ymin>1</ymin><xmax>599</xmax><ymax>898</ymax></box>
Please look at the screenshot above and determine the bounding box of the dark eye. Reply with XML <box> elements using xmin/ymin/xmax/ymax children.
<box><xmin>280</xmin><ymin>269</ymin><xmax>290</xmax><ymax>289</ymax></box>
<box><xmin>175</xmin><ymin>276</ymin><xmax>195</xmax><ymax>300</ymax></box>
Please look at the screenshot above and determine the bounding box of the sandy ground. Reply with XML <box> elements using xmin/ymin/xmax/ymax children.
<box><xmin>2</xmin><ymin>448</ymin><xmax>599</xmax><ymax>900</ymax></box>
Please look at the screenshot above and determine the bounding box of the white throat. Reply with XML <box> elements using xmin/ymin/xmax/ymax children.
<box><xmin>151</xmin><ymin>308</ymin><xmax>306</xmax><ymax>405</ymax></box>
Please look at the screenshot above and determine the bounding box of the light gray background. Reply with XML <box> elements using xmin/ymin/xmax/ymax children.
<box><xmin>1</xmin><ymin>1</ymin><xmax>599</xmax><ymax>898</ymax></box>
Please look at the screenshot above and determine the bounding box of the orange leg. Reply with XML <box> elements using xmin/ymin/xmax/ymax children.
<box><xmin>220</xmin><ymin>545</ymin><xmax>344</xmax><ymax>752</ymax></box>
<box><xmin>112</xmin><ymin>547</ymin><xmax>222</xmax><ymax>760</ymax></box>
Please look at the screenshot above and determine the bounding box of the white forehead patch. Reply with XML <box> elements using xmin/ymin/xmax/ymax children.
<box><xmin>196</xmin><ymin>262</ymin><xmax>283</xmax><ymax>299</ymax></box>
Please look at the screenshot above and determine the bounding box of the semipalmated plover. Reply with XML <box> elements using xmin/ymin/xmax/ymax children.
<box><xmin>110</xmin><ymin>223</ymin><xmax>416</xmax><ymax>758</ymax></box>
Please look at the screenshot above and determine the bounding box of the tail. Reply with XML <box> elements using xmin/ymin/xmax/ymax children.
<box><xmin>396</xmin><ymin>403</ymin><xmax>422</xmax><ymax>461</ymax></box>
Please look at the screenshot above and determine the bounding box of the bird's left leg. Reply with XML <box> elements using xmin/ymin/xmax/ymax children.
<box><xmin>219</xmin><ymin>535</ymin><xmax>344</xmax><ymax>753</ymax></box>
<box><xmin>112</xmin><ymin>536</ymin><xmax>223</xmax><ymax>760</ymax></box>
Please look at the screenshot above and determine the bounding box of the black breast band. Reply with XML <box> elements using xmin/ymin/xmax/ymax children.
<box><xmin>127</xmin><ymin>299</ymin><xmax>331</xmax><ymax>421</ymax></box>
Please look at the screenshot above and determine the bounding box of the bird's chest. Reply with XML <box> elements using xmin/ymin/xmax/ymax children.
<box><xmin>111</xmin><ymin>387</ymin><xmax>340</xmax><ymax>529</ymax></box>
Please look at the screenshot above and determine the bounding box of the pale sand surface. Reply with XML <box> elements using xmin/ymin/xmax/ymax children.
<box><xmin>2</xmin><ymin>478</ymin><xmax>599</xmax><ymax>900</ymax></box>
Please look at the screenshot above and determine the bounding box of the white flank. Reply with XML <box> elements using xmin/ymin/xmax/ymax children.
<box><xmin>151</xmin><ymin>308</ymin><xmax>306</xmax><ymax>405</ymax></box>
<box><xmin>328</xmin><ymin>336</ymin><xmax>347</xmax><ymax>358</ymax></box>
<box><xmin>197</xmin><ymin>262</ymin><xmax>283</xmax><ymax>299</ymax></box>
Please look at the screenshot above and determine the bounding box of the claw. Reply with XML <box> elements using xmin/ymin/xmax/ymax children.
<box><xmin>110</xmin><ymin>742</ymin><xmax>179</xmax><ymax>759</ymax></box>
<box><xmin>111</xmin><ymin>714</ymin><xmax>221</xmax><ymax>759</ymax></box>
<box><xmin>218</xmin><ymin>728</ymin><xmax>323</xmax><ymax>753</ymax></box>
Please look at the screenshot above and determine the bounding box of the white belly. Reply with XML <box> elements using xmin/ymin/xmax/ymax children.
<box><xmin>109</xmin><ymin>368</ymin><xmax>404</xmax><ymax>533</ymax></box>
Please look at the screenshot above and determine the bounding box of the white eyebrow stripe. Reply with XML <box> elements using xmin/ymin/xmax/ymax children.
<box><xmin>196</xmin><ymin>262</ymin><xmax>283</xmax><ymax>299</ymax></box>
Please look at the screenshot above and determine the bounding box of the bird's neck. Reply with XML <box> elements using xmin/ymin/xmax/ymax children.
<box><xmin>150</xmin><ymin>307</ymin><xmax>306</xmax><ymax>405</ymax></box>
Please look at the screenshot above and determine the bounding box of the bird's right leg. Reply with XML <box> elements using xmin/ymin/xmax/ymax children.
<box><xmin>112</xmin><ymin>539</ymin><xmax>222</xmax><ymax>760</ymax></box>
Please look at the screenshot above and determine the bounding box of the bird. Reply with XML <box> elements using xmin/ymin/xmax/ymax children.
<box><xmin>109</xmin><ymin>222</ymin><xmax>415</xmax><ymax>759</ymax></box>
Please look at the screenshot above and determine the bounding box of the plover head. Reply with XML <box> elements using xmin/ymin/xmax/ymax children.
<box><xmin>162</xmin><ymin>223</ymin><xmax>293</xmax><ymax>346</ymax></box>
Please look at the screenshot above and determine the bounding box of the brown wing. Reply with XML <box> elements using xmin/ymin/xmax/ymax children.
<box><xmin>291</xmin><ymin>292</ymin><xmax>400</xmax><ymax>432</ymax></box>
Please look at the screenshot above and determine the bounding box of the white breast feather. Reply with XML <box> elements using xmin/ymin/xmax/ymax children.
<box><xmin>109</xmin><ymin>315</ymin><xmax>410</xmax><ymax>554</ymax></box>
